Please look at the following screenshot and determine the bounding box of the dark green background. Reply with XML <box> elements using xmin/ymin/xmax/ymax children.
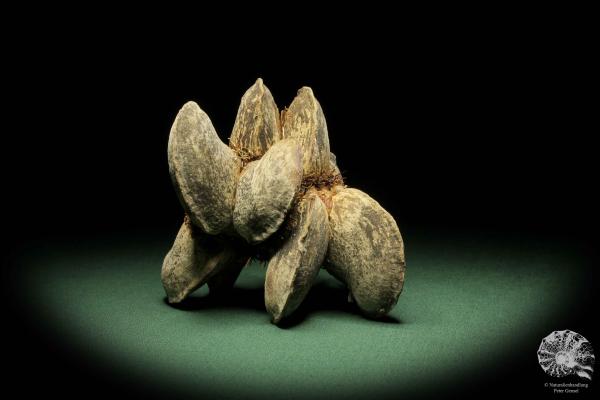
<box><xmin>12</xmin><ymin>230</ymin><xmax>593</xmax><ymax>399</ymax></box>
<box><xmin>4</xmin><ymin>11</ymin><xmax>597</xmax><ymax>399</ymax></box>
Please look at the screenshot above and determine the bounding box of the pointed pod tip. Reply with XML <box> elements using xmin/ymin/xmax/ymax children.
<box><xmin>252</xmin><ymin>78</ymin><xmax>266</xmax><ymax>91</ymax></box>
<box><xmin>297</xmin><ymin>86</ymin><xmax>314</xmax><ymax>97</ymax></box>
<box><xmin>181</xmin><ymin>100</ymin><xmax>200</xmax><ymax>112</ymax></box>
<box><xmin>167</xmin><ymin>295</ymin><xmax>183</xmax><ymax>304</ymax></box>
<box><xmin>175</xmin><ymin>101</ymin><xmax>205</xmax><ymax>124</ymax></box>
<box><xmin>244</xmin><ymin>77</ymin><xmax>268</xmax><ymax>97</ymax></box>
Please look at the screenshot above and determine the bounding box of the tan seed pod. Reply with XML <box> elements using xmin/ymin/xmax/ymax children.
<box><xmin>282</xmin><ymin>87</ymin><xmax>331</xmax><ymax>176</ymax></box>
<box><xmin>229</xmin><ymin>78</ymin><xmax>282</xmax><ymax>162</ymax></box>
<box><xmin>207</xmin><ymin>250</ymin><xmax>249</xmax><ymax>296</ymax></box>
<box><xmin>329</xmin><ymin>152</ymin><xmax>343</xmax><ymax>183</ymax></box>
<box><xmin>161</xmin><ymin>217</ymin><xmax>247</xmax><ymax>303</ymax></box>
<box><xmin>233</xmin><ymin>138</ymin><xmax>303</xmax><ymax>244</ymax></box>
<box><xmin>326</xmin><ymin>188</ymin><xmax>405</xmax><ymax>318</ymax></box>
<box><xmin>168</xmin><ymin>101</ymin><xmax>241</xmax><ymax>235</ymax></box>
<box><xmin>265</xmin><ymin>191</ymin><xmax>330</xmax><ymax>324</ymax></box>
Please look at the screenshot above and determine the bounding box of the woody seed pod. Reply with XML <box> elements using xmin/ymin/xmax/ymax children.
<box><xmin>282</xmin><ymin>87</ymin><xmax>331</xmax><ymax>176</ymax></box>
<box><xmin>229</xmin><ymin>78</ymin><xmax>282</xmax><ymax>162</ymax></box>
<box><xmin>265</xmin><ymin>191</ymin><xmax>330</xmax><ymax>324</ymax></box>
<box><xmin>233</xmin><ymin>138</ymin><xmax>303</xmax><ymax>244</ymax></box>
<box><xmin>168</xmin><ymin>102</ymin><xmax>241</xmax><ymax>234</ymax></box>
<box><xmin>161</xmin><ymin>217</ymin><xmax>249</xmax><ymax>303</ymax></box>
<box><xmin>326</xmin><ymin>188</ymin><xmax>406</xmax><ymax>318</ymax></box>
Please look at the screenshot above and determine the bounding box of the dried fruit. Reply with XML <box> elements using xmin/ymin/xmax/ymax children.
<box><xmin>230</xmin><ymin>78</ymin><xmax>282</xmax><ymax>163</ymax></box>
<box><xmin>264</xmin><ymin>190</ymin><xmax>330</xmax><ymax>323</ymax></box>
<box><xmin>161</xmin><ymin>217</ymin><xmax>249</xmax><ymax>303</ymax></box>
<box><xmin>326</xmin><ymin>188</ymin><xmax>405</xmax><ymax>318</ymax></box>
<box><xmin>282</xmin><ymin>87</ymin><xmax>331</xmax><ymax>176</ymax></box>
<box><xmin>233</xmin><ymin>138</ymin><xmax>303</xmax><ymax>244</ymax></box>
<box><xmin>162</xmin><ymin>79</ymin><xmax>406</xmax><ymax>324</ymax></box>
<box><xmin>206</xmin><ymin>250</ymin><xmax>250</xmax><ymax>297</ymax></box>
<box><xmin>168</xmin><ymin>102</ymin><xmax>241</xmax><ymax>234</ymax></box>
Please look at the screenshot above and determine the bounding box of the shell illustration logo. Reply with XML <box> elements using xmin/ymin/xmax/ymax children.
<box><xmin>538</xmin><ymin>330</ymin><xmax>595</xmax><ymax>380</ymax></box>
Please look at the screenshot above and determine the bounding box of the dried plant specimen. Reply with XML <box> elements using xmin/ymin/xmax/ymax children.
<box><xmin>233</xmin><ymin>139</ymin><xmax>303</xmax><ymax>244</ymax></box>
<box><xmin>162</xmin><ymin>78</ymin><xmax>406</xmax><ymax>324</ymax></box>
<box><xmin>168</xmin><ymin>102</ymin><xmax>241</xmax><ymax>234</ymax></box>
<box><xmin>281</xmin><ymin>87</ymin><xmax>330</xmax><ymax>176</ymax></box>
<box><xmin>264</xmin><ymin>190</ymin><xmax>330</xmax><ymax>323</ymax></box>
<box><xmin>229</xmin><ymin>78</ymin><xmax>281</xmax><ymax>162</ymax></box>
<box><xmin>161</xmin><ymin>216</ymin><xmax>249</xmax><ymax>303</ymax></box>
<box><xmin>326</xmin><ymin>188</ymin><xmax>405</xmax><ymax>317</ymax></box>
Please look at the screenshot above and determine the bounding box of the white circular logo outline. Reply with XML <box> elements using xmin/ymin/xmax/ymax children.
<box><xmin>538</xmin><ymin>330</ymin><xmax>595</xmax><ymax>380</ymax></box>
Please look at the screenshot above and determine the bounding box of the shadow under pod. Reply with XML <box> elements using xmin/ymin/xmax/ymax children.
<box><xmin>164</xmin><ymin>281</ymin><xmax>402</xmax><ymax>328</ymax></box>
<box><xmin>276</xmin><ymin>281</ymin><xmax>402</xmax><ymax>328</ymax></box>
<box><xmin>164</xmin><ymin>286</ymin><xmax>265</xmax><ymax>312</ymax></box>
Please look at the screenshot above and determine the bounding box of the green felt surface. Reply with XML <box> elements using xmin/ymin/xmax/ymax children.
<box><xmin>19</xmin><ymin>233</ymin><xmax>585</xmax><ymax>398</ymax></box>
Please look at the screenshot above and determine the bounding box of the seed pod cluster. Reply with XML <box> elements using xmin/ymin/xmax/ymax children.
<box><xmin>162</xmin><ymin>78</ymin><xmax>406</xmax><ymax>324</ymax></box>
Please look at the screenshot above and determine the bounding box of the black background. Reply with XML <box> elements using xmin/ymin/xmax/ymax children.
<box><xmin>3</xmin><ymin>10</ymin><xmax>597</xmax><ymax>399</ymax></box>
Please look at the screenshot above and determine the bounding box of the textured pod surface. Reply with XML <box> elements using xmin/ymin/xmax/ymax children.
<box><xmin>282</xmin><ymin>87</ymin><xmax>331</xmax><ymax>176</ymax></box>
<box><xmin>329</xmin><ymin>152</ymin><xmax>343</xmax><ymax>183</ymax></box>
<box><xmin>168</xmin><ymin>101</ymin><xmax>241</xmax><ymax>234</ymax></box>
<box><xmin>161</xmin><ymin>218</ymin><xmax>246</xmax><ymax>303</ymax></box>
<box><xmin>233</xmin><ymin>138</ymin><xmax>303</xmax><ymax>244</ymax></box>
<box><xmin>229</xmin><ymin>78</ymin><xmax>281</xmax><ymax>161</ymax></box>
<box><xmin>207</xmin><ymin>249</ymin><xmax>249</xmax><ymax>296</ymax></box>
<box><xmin>326</xmin><ymin>188</ymin><xmax>405</xmax><ymax>318</ymax></box>
<box><xmin>265</xmin><ymin>191</ymin><xmax>330</xmax><ymax>323</ymax></box>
